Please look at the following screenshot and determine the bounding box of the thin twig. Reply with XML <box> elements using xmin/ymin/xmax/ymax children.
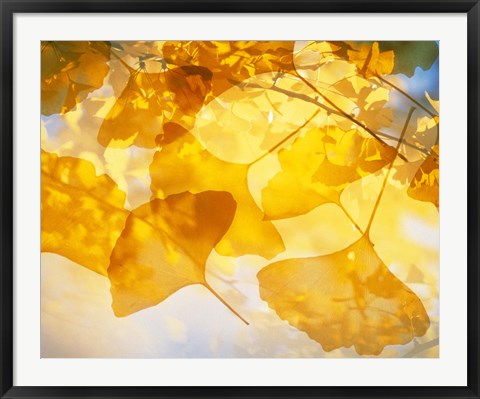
<box><xmin>376</xmin><ymin>75</ymin><xmax>438</xmax><ymax>118</ymax></box>
<box><xmin>290</xmin><ymin>71</ymin><xmax>408</xmax><ymax>162</ymax></box>
<box><xmin>365</xmin><ymin>106</ymin><xmax>416</xmax><ymax>234</ymax></box>
<box><xmin>338</xmin><ymin>202</ymin><xmax>364</xmax><ymax>235</ymax></box>
<box><xmin>231</xmin><ymin>79</ymin><xmax>429</xmax><ymax>156</ymax></box>
<box><xmin>250</xmin><ymin>110</ymin><xmax>321</xmax><ymax>165</ymax></box>
<box><xmin>205</xmin><ymin>283</ymin><xmax>249</xmax><ymax>325</ymax></box>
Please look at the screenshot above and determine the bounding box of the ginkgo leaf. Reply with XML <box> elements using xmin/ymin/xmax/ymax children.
<box><xmin>107</xmin><ymin>190</ymin><xmax>237</xmax><ymax>317</ymax></box>
<box><xmin>407</xmin><ymin>145</ymin><xmax>439</xmax><ymax>208</ymax></box>
<box><xmin>257</xmin><ymin>234</ymin><xmax>430</xmax><ymax>355</ymax></box>
<box><xmin>333</xmin><ymin>74</ymin><xmax>373</xmax><ymax>100</ymax></box>
<box><xmin>162</xmin><ymin>41</ymin><xmax>295</xmax><ymax>98</ymax></box>
<box><xmin>150</xmin><ymin>122</ymin><xmax>285</xmax><ymax>259</ymax></box>
<box><xmin>327</xmin><ymin>72</ymin><xmax>393</xmax><ymax>131</ymax></box>
<box><xmin>262</xmin><ymin>126</ymin><xmax>396</xmax><ymax>220</ymax></box>
<box><xmin>98</xmin><ymin>65</ymin><xmax>212</xmax><ymax>148</ymax></box>
<box><xmin>41</xmin><ymin>41</ymin><xmax>110</xmax><ymax>115</ymax></box>
<box><xmin>41</xmin><ymin>150</ymin><xmax>128</xmax><ymax>276</ymax></box>
<box><xmin>391</xmin><ymin>110</ymin><xmax>438</xmax><ymax>187</ymax></box>
<box><xmin>355</xmin><ymin>86</ymin><xmax>393</xmax><ymax>131</ymax></box>
<box><xmin>347</xmin><ymin>42</ymin><xmax>394</xmax><ymax>78</ymax></box>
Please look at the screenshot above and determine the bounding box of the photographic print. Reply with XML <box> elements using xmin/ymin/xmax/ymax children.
<box><xmin>41</xmin><ymin>40</ymin><xmax>439</xmax><ymax>358</ymax></box>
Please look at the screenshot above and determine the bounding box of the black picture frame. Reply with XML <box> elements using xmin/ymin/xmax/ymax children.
<box><xmin>1</xmin><ymin>1</ymin><xmax>479</xmax><ymax>398</ymax></box>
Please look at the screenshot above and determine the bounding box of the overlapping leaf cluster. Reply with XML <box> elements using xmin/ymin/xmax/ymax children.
<box><xmin>41</xmin><ymin>40</ymin><xmax>439</xmax><ymax>356</ymax></box>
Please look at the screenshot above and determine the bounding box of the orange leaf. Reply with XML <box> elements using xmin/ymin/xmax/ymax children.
<box><xmin>347</xmin><ymin>42</ymin><xmax>394</xmax><ymax>78</ymax></box>
<box><xmin>98</xmin><ymin>66</ymin><xmax>212</xmax><ymax>148</ymax></box>
<box><xmin>41</xmin><ymin>41</ymin><xmax>110</xmax><ymax>115</ymax></box>
<box><xmin>108</xmin><ymin>191</ymin><xmax>238</xmax><ymax>317</ymax></box>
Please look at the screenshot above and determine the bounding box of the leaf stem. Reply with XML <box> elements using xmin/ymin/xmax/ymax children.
<box><xmin>206</xmin><ymin>270</ymin><xmax>247</xmax><ymax>299</ymax></box>
<box><xmin>250</xmin><ymin>109</ymin><xmax>320</xmax><ymax>166</ymax></box>
<box><xmin>365</xmin><ymin>106</ymin><xmax>416</xmax><ymax>234</ymax></box>
<box><xmin>338</xmin><ymin>202</ymin><xmax>364</xmax><ymax>235</ymax></box>
<box><xmin>204</xmin><ymin>283</ymin><xmax>250</xmax><ymax>325</ymax></box>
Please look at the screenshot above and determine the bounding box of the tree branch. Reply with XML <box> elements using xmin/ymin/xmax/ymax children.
<box><xmin>231</xmin><ymin>78</ymin><xmax>430</xmax><ymax>156</ymax></box>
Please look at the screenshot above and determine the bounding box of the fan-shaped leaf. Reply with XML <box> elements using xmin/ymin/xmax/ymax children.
<box><xmin>108</xmin><ymin>191</ymin><xmax>236</xmax><ymax>316</ymax></box>
<box><xmin>150</xmin><ymin>122</ymin><xmax>285</xmax><ymax>259</ymax></box>
<box><xmin>258</xmin><ymin>234</ymin><xmax>430</xmax><ymax>355</ymax></box>
<box><xmin>261</xmin><ymin>126</ymin><xmax>396</xmax><ymax>220</ymax></box>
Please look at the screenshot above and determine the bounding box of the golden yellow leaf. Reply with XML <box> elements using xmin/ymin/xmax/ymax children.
<box><xmin>391</xmin><ymin>112</ymin><xmax>438</xmax><ymax>186</ymax></box>
<box><xmin>41</xmin><ymin>150</ymin><xmax>128</xmax><ymax>276</ymax></box>
<box><xmin>408</xmin><ymin>145</ymin><xmax>439</xmax><ymax>208</ymax></box>
<box><xmin>356</xmin><ymin>86</ymin><xmax>393</xmax><ymax>131</ymax></box>
<box><xmin>413</xmin><ymin>115</ymin><xmax>439</xmax><ymax>144</ymax></box>
<box><xmin>333</xmin><ymin>74</ymin><xmax>372</xmax><ymax>100</ymax></box>
<box><xmin>41</xmin><ymin>41</ymin><xmax>110</xmax><ymax>115</ymax></box>
<box><xmin>150</xmin><ymin>122</ymin><xmax>285</xmax><ymax>259</ymax></box>
<box><xmin>347</xmin><ymin>42</ymin><xmax>394</xmax><ymax>78</ymax></box>
<box><xmin>262</xmin><ymin>126</ymin><xmax>396</xmax><ymax>220</ymax></box>
<box><xmin>258</xmin><ymin>234</ymin><xmax>430</xmax><ymax>355</ymax></box>
<box><xmin>162</xmin><ymin>41</ymin><xmax>295</xmax><ymax>97</ymax></box>
<box><xmin>98</xmin><ymin>66</ymin><xmax>212</xmax><ymax>148</ymax></box>
<box><xmin>108</xmin><ymin>191</ymin><xmax>237</xmax><ymax>317</ymax></box>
